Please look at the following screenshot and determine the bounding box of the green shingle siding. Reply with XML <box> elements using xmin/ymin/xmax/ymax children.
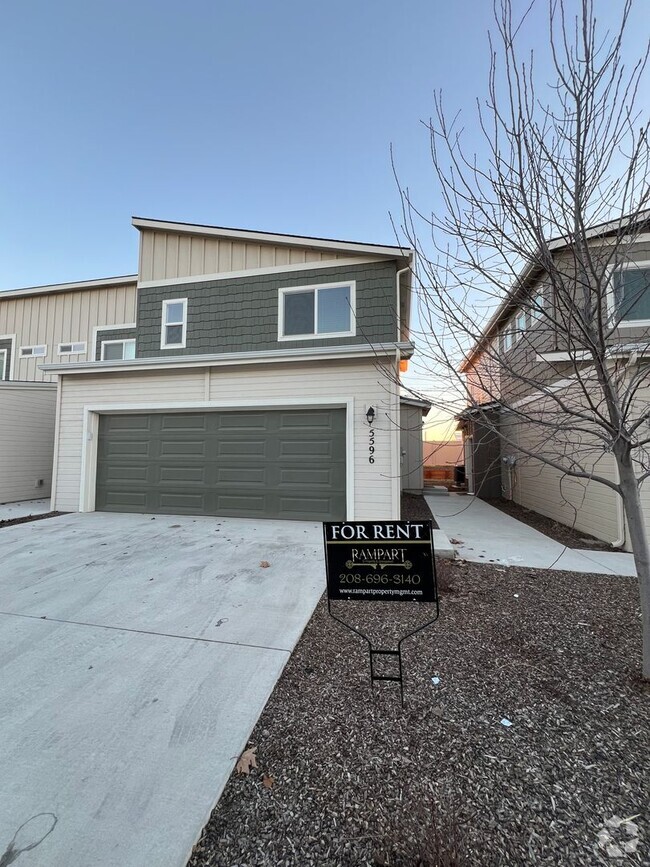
<box><xmin>95</xmin><ymin>327</ymin><xmax>137</xmax><ymax>360</ymax></box>
<box><xmin>135</xmin><ymin>261</ymin><xmax>398</xmax><ymax>357</ymax></box>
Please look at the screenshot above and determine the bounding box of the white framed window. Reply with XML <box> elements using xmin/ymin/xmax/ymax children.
<box><xmin>101</xmin><ymin>339</ymin><xmax>136</xmax><ymax>361</ymax></box>
<box><xmin>514</xmin><ymin>310</ymin><xmax>527</xmax><ymax>337</ymax></box>
<box><xmin>501</xmin><ymin>323</ymin><xmax>513</xmax><ymax>352</ymax></box>
<box><xmin>58</xmin><ymin>341</ymin><xmax>87</xmax><ymax>355</ymax></box>
<box><xmin>278</xmin><ymin>281</ymin><xmax>355</xmax><ymax>340</ymax></box>
<box><xmin>161</xmin><ymin>298</ymin><xmax>188</xmax><ymax>349</ymax></box>
<box><xmin>612</xmin><ymin>261</ymin><xmax>650</xmax><ymax>326</ymax></box>
<box><xmin>531</xmin><ymin>289</ymin><xmax>546</xmax><ymax>321</ymax></box>
<box><xmin>0</xmin><ymin>349</ymin><xmax>7</xmax><ymax>380</ymax></box>
<box><xmin>19</xmin><ymin>345</ymin><xmax>47</xmax><ymax>358</ymax></box>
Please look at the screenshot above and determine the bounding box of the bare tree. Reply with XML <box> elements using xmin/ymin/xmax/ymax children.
<box><xmin>396</xmin><ymin>0</ymin><xmax>650</xmax><ymax>676</ymax></box>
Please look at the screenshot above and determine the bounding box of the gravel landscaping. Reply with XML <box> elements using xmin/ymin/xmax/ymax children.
<box><xmin>188</xmin><ymin>561</ymin><xmax>648</xmax><ymax>866</ymax></box>
<box><xmin>0</xmin><ymin>511</ymin><xmax>65</xmax><ymax>529</ymax></box>
<box><xmin>401</xmin><ymin>493</ymin><xmax>438</xmax><ymax>527</ymax></box>
<box><xmin>484</xmin><ymin>499</ymin><xmax>612</xmax><ymax>551</ymax></box>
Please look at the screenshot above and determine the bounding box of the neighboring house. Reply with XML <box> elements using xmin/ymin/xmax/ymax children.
<box><xmin>0</xmin><ymin>216</ymin><xmax>420</xmax><ymax>521</ymax></box>
<box><xmin>458</xmin><ymin>216</ymin><xmax>650</xmax><ymax>549</ymax></box>
<box><xmin>0</xmin><ymin>275</ymin><xmax>138</xmax><ymax>503</ymax></box>
<box><xmin>0</xmin><ymin>382</ymin><xmax>57</xmax><ymax>503</ymax></box>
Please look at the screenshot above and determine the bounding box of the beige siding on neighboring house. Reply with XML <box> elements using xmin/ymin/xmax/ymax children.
<box><xmin>501</xmin><ymin>411</ymin><xmax>623</xmax><ymax>547</ymax></box>
<box><xmin>0</xmin><ymin>383</ymin><xmax>57</xmax><ymax>503</ymax></box>
<box><xmin>138</xmin><ymin>229</ymin><xmax>348</xmax><ymax>283</ymax></box>
<box><xmin>52</xmin><ymin>359</ymin><xmax>400</xmax><ymax>520</ymax></box>
<box><xmin>0</xmin><ymin>282</ymin><xmax>137</xmax><ymax>382</ymax></box>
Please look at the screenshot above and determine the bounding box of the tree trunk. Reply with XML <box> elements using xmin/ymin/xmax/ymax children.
<box><xmin>617</xmin><ymin>453</ymin><xmax>650</xmax><ymax>680</ymax></box>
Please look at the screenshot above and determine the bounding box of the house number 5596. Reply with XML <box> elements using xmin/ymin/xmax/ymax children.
<box><xmin>368</xmin><ymin>427</ymin><xmax>375</xmax><ymax>463</ymax></box>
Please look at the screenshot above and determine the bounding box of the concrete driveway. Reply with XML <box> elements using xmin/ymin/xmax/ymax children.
<box><xmin>0</xmin><ymin>512</ymin><xmax>325</xmax><ymax>866</ymax></box>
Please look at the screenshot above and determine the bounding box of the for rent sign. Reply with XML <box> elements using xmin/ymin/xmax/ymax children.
<box><xmin>323</xmin><ymin>521</ymin><xmax>437</xmax><ymax>603</ymax></box>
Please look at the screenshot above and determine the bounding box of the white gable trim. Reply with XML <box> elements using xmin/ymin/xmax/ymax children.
<box><xmin>132</xmin><ymin>217</ymin><xmax>411</xmax><ymax>259</ymax></box>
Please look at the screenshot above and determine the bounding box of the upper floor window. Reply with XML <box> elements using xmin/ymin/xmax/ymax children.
<box><xmin>19</xmin><ymin>345</ymin><xmax>47</xmax><ymax>358</ymax></box>
<box><xmin>515</xmin><ymin>310</ymin><xmax>527</xmax><ymax>335</ymax></box>
<box><xmin>58</xmin><ymin>341</ymin><xmax>86</xmax><ymax>355</ymax></box>
<box><xmin>0</xmin><ymin>349</ymin><xmax>7</xmax><ymax>380</ymax></box>
<box><xmin>161</xmin><ymin>298</ymin><xmax>188</xmax><ymax>349</ymax></box>
<box><xmin>279</xmin><ymin>282</ymin><xmax>355</xmax><ymax>340</ymax></box>
<box><xmin>101</xmin><ymin>339</ymin><xmax>136</xmax><ymax>361</ymax></box>
<box><xmin>614</xmin><ymin>263</ymin><xmax>650</xmax><ymax>324</ymax></box>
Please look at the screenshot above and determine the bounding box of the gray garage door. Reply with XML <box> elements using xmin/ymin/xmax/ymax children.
<box><xmin>96</xmin><ymin>409</ymin><xmax>346</xmax><ymax>521</ymax></box>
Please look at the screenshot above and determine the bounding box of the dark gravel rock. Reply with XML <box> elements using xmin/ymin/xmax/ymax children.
<box><xmin>188</xmin><ymin>561</ymin><xmax>648</xmax><ymax>867</ymax></box>
<box><xmin>0</xmin><ymin>511</ymin><xmax>65</xmax><ymax>529</ymax></box>
<box><xmin>484</xmin><ymin>498</ymin><xmax>611</xmax><ymax>550</ymax></box>
<box><xmin>401</xmin><ymin>493</ymin><xmax>439</xmax><ymax>528</ymax></box>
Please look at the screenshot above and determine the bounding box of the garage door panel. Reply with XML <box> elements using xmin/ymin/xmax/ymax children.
<box><xmin>216</xmin><ymin>467</ymin><xmax>266</xmax><ymax>485</ymax></box>
<box><xmin>160</xmin><ymin>414</ymin><xmax>208</xmax><ymax>432</ymax></box>
<box><xmin>217</xmin><ymin>440</ymin><xmax>267</xmax><ymax>457</ymax></box>
<box><xmin>216</xmin><ymin>413</ymin><xmax>270</xmax><ymax>431</ymax></box>
<box><xmin>97</xmin><ymin>409</ymin><xmax>346</xmax><ymax>521</ymax></box>
<box><xmin>158</xmin><ymin>492</ymin><xmax>208</xmax><ymax>511</ymax></box>
<box><xmin>100</xmin><ymin>464</ymin><xmax>150</xmax><ymax>483</ymax></box>
<box><xmin>280</xmin><ymin>439</ymin><xmax>334</xmax><ymax>458</ymax></box>
<box><xmin>160</xmin><ymin>440</ymin><xmax>207</xmax><ymax>457</ymax></box>
<box><xmin>158</xmin><ymin>465</ymin><xmax>207</xmax><ymax>483</ymax></box>
<box><xmin>215</xmin><ymin>494</ymin><xmax>267</xmax><ymax>513</ymax></box>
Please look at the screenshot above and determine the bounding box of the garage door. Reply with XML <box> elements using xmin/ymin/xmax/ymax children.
<box><xmin>95</xmin><ymin>409</ymin><xmax>346</xmax><ymax>521</ymax></box>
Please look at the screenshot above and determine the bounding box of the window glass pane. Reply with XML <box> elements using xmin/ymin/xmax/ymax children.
<box><xmin>0</xmin><ymin>352</ymin><xmax>5</xmax><ymax>380</ymax></box>
<box><xmin>317</xmin><ymin>285</ymin><xmax>351</xmax><ymax>333</ymax></box>
<box><xmin>616</xmin><ymin>268</ymin><xmax>650</xmax><ymax>320</ymax></box>
<box><xmin>165</xmin><ymin>324</ymin><xmax>183</xmax><ymax>345</ymax></box>
<box><xmin>124</xmin><ymin>340</ymin><xmax>136</xmax><ymax>359</ymax></box>
<box><xmin>165</xmin><ymin>302</ymin><xmax>185</xmax><ymax>324</ymax></box>
<box><xmin>103</xmin><ymin>342</ymin><xmax>124</xmax><ymax>360</ymax></box>
<box><xmin>284</xmin><ymin>291</ymin><xmax>315</xmax><ymax>336</ymax></box>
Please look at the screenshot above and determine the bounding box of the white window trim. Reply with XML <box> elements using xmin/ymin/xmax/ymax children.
<box><xmin>57</xmin><ymin>341</ymin><xmax>87</xmax><ymax>356</ymax></box>
<box><xmin>19</xmin><ymin>344</ymin><xmax>47</xmax><ymax>358</ymax></box>
<box><xmin>161</xmin><ymin>298</ymin><xmax>188</xmax><ymax>349</ymax></box>
<box><xmin>100</xmin><ymin>339</ymin><xmax>136</xmax><ymax>361</ymax></box>
<box><xmin>0</xmin><ymin>348</ymin><xmax>7</xmax><ymax>380</ymax></box>
<box><xmin>608</xmin><ymin>259</ymin><xmax>650</xmax><ymax>328</ymax></box>
<box><xmin>278</xmin><ymin>281</ymin><xmax>356</xmax><ymax>341</ymax></box>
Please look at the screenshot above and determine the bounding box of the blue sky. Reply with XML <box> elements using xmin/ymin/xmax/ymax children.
<box><xmin>0</xmin><ymin>0</ymin><xmax>504</xmax><ymax>289</ymax></box>
<box><xmin>1</xmin><ymin>0</ymin><xmax>645</xmax><ymax>291</ymax></box>
<box><xmin>1</xmin><ymin>0</ymin><xmax>647</xmax><ymax>432</ymax></box>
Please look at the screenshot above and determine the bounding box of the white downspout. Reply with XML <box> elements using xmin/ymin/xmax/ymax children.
<box><xmin>395</xmin><ymin>265</ymin><xmax>410</xmax><ymax>342</ymax></box>
<box><xmin>612</xmin><ymin>458</ymin><xmax>626</xmax><ymax>549</ymax></box>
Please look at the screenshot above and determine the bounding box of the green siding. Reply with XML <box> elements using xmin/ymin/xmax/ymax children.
<box><xmin>96</xmin><ymin>409</ymin><xmax>346</xmax><ymax>521</ymax></box>
<box><xmin>95</xmin><ymin>327</ymin><xmax>137</xmax><ymax>360</ymax></box>
<box><xmin>135</xmin><ymin>261</ymin><xmax>398</xmax><ymax>357</ymax></box>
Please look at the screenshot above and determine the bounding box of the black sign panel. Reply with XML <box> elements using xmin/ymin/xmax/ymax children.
<box><xmin>323</xmin><ymin>521</ymin><xmax>437</xmax><ymax>602</ymax></box>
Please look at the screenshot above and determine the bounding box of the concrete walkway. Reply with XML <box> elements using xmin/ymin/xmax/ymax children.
<box><xmin>0</xmin><ymin>511</ymin><xmax>325</xmax><ymax>867</ymax></box>
<box><xmin>426</xmin><ymin>493</ymin><xmax>637</xmax><ymax>576</ymax></box>
<box><xmin>0</xmin><ymin>497</ymin><xmax>52</xmax><ymax>520</ymax></box>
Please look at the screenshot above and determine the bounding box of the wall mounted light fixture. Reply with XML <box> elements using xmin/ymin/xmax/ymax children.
<box><xmin>366</xmin><ymin>406</ymin><xmax>376</xmax><ymax>425</ymax></box>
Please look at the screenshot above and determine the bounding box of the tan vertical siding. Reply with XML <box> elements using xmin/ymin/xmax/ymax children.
<box><xmin>0</xmin><ymin>384</ymin><xmax>57</xmax><ymax>502</ymax></box>
<box><xmin>501</xmin><ymin>411</ymin><xmax>622</xmax><ymax>546</ymax></box>
<box><xmin>137</xmin><ymin>229</ymin><xmax>347</xmax><ymax>282</ymax></box>
<box><xmin>0</xmin><ymin>282</ymin><xmax>137</xmax><ymax>382</ymax></box>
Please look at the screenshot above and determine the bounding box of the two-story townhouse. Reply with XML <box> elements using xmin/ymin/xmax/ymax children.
<box><xmin>0</xmin><ymin>274</ymin><xmax>138</xmax><ymax>503</ymax></box>
<box><xmin>458</xmin><ymin>215</ymin><xmax>650</xmax><ymax>549</ymax></box>
<box><xmin>26</xmin><ymin>217</ymin><xmax>418</xmax><ymax>521</ymax></box>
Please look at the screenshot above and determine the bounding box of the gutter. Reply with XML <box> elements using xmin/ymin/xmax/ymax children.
<box><xmin>40</xmin><ymin>341</ymin><xmax>416</xmax><ymax>376</ymax></box>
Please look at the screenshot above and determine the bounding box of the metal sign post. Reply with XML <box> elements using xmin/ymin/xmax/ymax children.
<box><xmin>323</xmin><ymin>520</ymin><xmax>439</xmax><ymax>706</ymax></box>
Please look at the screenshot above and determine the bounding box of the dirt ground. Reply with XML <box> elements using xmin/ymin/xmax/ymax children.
<box><xmin>484</xmin><ymin>498</ymin><xmax>613</xmax><ymax>551</ymax></box>
<box><xmin>188</xmin><ymin>560</ymin><xmax>648</xmax><ymax>866</ymax></box>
